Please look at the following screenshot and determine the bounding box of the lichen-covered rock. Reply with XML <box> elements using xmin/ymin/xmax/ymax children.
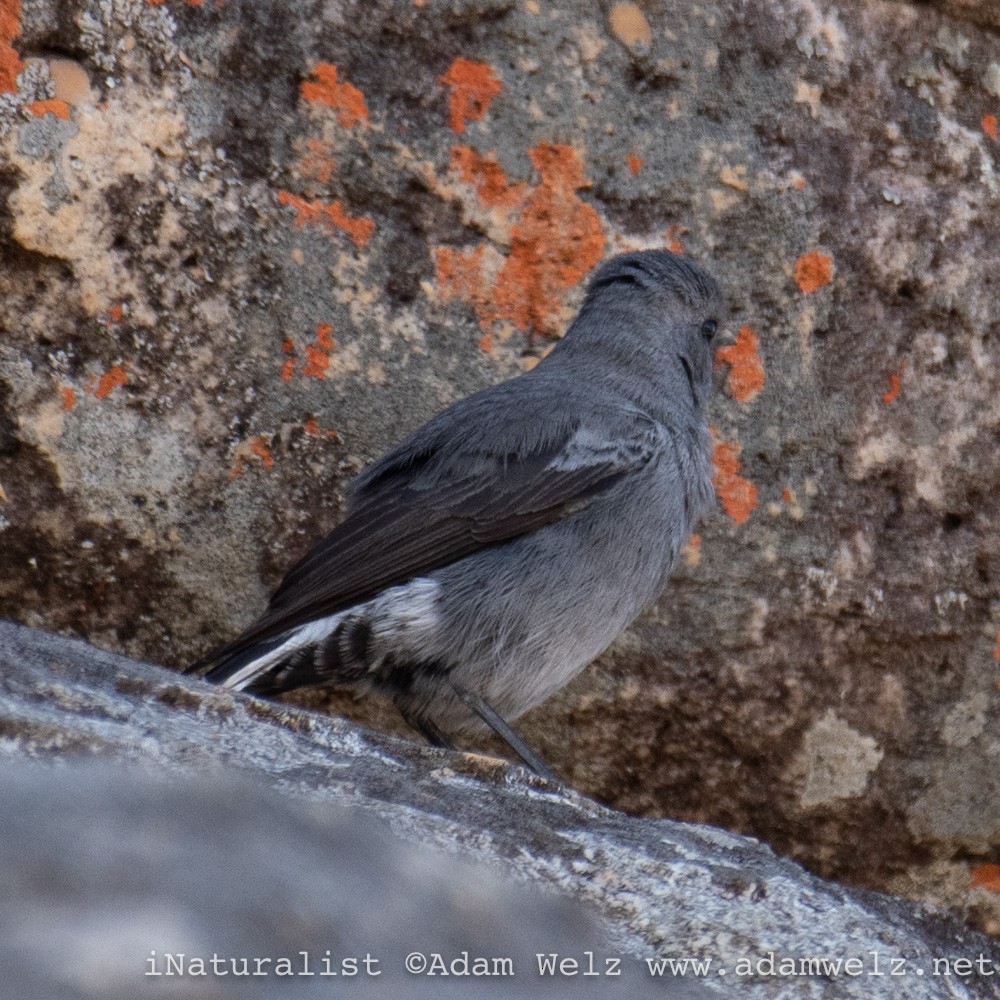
<box><xmin>0</xmin><ymin>0</ymin><xmax>998</xmax><ymax>934</ymax></box>
<box><xmin>3</xmin><ymin>620</ymin><xmax>999</xmax><ymax>1000</ymax></box>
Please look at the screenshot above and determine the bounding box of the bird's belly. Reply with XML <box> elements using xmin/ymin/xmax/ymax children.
<box><xmin>429</xmin><ymin>483</ymin><xmax>688</xmax><ymax>725</ymax></box>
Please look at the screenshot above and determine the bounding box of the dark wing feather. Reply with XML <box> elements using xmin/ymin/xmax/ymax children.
<box><xmin>190</xmin><ymin>407</ymin><xmax>660</xmax><ymax>673</ymax></box>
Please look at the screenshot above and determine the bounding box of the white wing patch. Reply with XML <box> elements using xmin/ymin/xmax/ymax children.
<box><xmin>369</xmin><ymin>577</ymin><xmax>442</xmax><ymax>643</ymax></box>
<box><xmin>547</xmin><ymin>418</ymin><xmax>660</xmax><ymax>474</ymax></box>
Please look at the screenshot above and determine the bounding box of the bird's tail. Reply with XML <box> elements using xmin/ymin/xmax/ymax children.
<box><xmin>185</xmin><ymin>634</ymin><xmax>291</xmax><ymax>691</ymax></box>
<box><xmin>186</xmin><ymin>613</ymin><xmax>353</xmax><ymax>695</ymax></box>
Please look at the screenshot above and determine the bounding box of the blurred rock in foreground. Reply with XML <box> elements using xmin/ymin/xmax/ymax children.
<box><xmin>1</xmin><ymin>620</ymin><xmax>998</xmax><ymax>1000</ymax></box>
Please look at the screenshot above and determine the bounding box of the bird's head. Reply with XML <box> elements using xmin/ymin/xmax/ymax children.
<box><xmin>567</xmin><ymin>249</ymin><xmax>725</xmax><ymax>414</ymax></box>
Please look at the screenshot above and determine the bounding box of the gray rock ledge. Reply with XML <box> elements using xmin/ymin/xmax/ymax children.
<box><xmin>1</xmin><ymin>619</ymin><xmax>997</xmax><ymax>1000</ymax></box>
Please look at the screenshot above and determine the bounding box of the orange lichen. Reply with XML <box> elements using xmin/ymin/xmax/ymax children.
<box><xmin>781</xmin><ymin>486</ymin><xmax>795</xmax><ymax>504</ymax></box>
<box><xmin>60</xmin><ymin>386</ymin><xmax>76</xmax><ymax>411</ymax></box>
<box><xmin>484</xmin><ymin>143</ymin><xmax>606</xmax><ymax>336</ymax></box>
<box><xmin>433</xmin><ymin>144</ymin><xmax>605</xmax><ymax>338</ymax></box>
<box><xmin>229</xmin><ymin>435</ymin><xmax>274</xmax><ymax>480</ymax></box>
<box><xmin>477</xmin><ymin>332</ymin><xmax>493</xmax><ymax>353</ymax></box>
<box><xmin>665</xmin><ymin>223</ymin><xmax>686</xmax><ymax>254</ymax></box>
<box><xmin>993</xmin><ymin>630</ymin><xmax>1000</xmax><ymax>662</ymax></box>
<box><xmin>250</xmin><ymin>437</ymin><xmax>273</xmax><ymax>469</ymax></box>
<box><xmin>300</xmin><ymin>63</ymin><xmax>368</xmax><ymax>127</ymax></box>
<box><xmin>94</xmin><ymin>364</ymin><xmax>126</xmax><ymax>400</ymax></box>
<box><xmin>280</xmin><ymin>336</ymin><xmax>296</xmax><ymax>381</ymax></box>
<box><xmin>433</xmin><ymin>244</ymin><xmax>488</xmax><ymax>313</ymax></box>
<box><xmin>303</xmin><ymin>416</ymin><xmax>338</xmax><ymax>439</ymax></box>
<box><xmin>316</xmin><ymin>323</ymin><xmax>334</xmax><ymax>349</ymax></box>
<box><xmin>883</xmin><ymin>370</ymin><xmax>902</xmax><ymax>405</ymax></box>
<box><xmin>439</xmin><ymin>57</ymin><xmax>501</xmax><ymax>134</ymax></box>
<box><xmin>626</xmin><ymin>150</ymin><xmax>643</xmax><ymax>175</ymax></box>
<box><xmin>299</xmin><ymin>137</ymin><xmax>335</xmax><ymax>183</ymax></box>
<box><xmin>449</xmin><ymin>145</ymin><xmax>526</xmax><ymax>207</ymax></box>
<box><xmin>100</xmin><ymin>301</ymin><xmax>125</xmax><ymax>325</ymax></box>
<box><xmin>0</xmin><ymin>0</ymin><xmax>22</xmax><ymax>93</ymax></box>
<box><xmin>302</xmin><ymin>322</ymin><xmax>335</xmax><ymax>379</ymax></box>
<box><xmin>715</xmin><ymin>324</ymin><xmax>765</xmax><ymax>403</ymax></box>
<box><xmin>983</xmin><ymin>114</ymin><xmax>998</xmax><ymax>143</ymax></box>
<box><xmin>794</xmin><ymin>250</ymin><xmax>833</xmax><ymax>293</ymax></box>
<box><xmin>277</xmin><ymin>190</ymin><xmax>374</xmax><ymax>247</ymax></box>
<box><xmin>27</xmin><ymin>98</ymin><xmax>70</xmax><ymax>119</ymax></box>
<box><xmin>712</xmin><ymin>433</ymin><xmax>758</xmax><ymax>524</ymax></box>
<box><xmin>970</xmin><ymin>863</ymin><xmax>1000</xmax><ymax>892</ymax></box>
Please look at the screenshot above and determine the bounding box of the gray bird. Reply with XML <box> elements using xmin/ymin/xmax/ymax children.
<box><xmin>188</xmin><ymin>249</ymin><xmax>723</xmax><ymax>780</ymax></box>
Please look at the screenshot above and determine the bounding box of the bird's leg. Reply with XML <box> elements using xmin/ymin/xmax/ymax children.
<box><xmin>397</xmin><ymin>703</ymin><xmax>457</xmax><ymax>750</ymax></box>
<box><xmin>448</xmin><ymin>679</ymin><xmax>557</xmax><ymax>782</ymax></box>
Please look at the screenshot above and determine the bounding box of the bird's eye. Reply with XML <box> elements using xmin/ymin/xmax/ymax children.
<box><xmin>701</xmin><ymin>319</ymin><xmax>718</xmax><ymax>340</ymax></box>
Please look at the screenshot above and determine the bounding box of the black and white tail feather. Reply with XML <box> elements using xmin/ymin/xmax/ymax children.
<box><xmin>187</xmin><ymin>249</ymin><xmax>725</xmax><ymax>781</ymax></box>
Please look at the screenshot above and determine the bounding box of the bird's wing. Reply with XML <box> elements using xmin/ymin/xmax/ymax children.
<box><xmin>190</xmin><ymin>403</ymin><xmax>663</xmax><ymax>671</ymax></box>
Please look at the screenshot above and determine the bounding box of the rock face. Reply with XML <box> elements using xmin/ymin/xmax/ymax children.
<box><xmin>0</xmin><ymin>0</ymin><xmax>998</xmax><ymax>934</ymax></box>
<box><xmin>4</xmin><ymin>767</ymin><xmax>697</xmax><ymax>1000</ymax></box>
<box><xmin>3</xmin><ymin>620</ymin><xmax>1000</xmax><ymax>1000</ymax></box>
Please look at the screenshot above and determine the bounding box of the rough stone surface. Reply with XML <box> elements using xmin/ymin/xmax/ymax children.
<box><xmin>0</xmin><ymin>0</ymin><xmax>998</xmax><ymax>934</ymax></box>
<box><xmin>2</xmin><ymin>620</ymin><xmax>1000</xmax><ymax>1000</ymax></box>
<box><xmin>3</xmin><ymin>764</ymin><xmax>707</xmax><ymax>1000</ymax></box>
